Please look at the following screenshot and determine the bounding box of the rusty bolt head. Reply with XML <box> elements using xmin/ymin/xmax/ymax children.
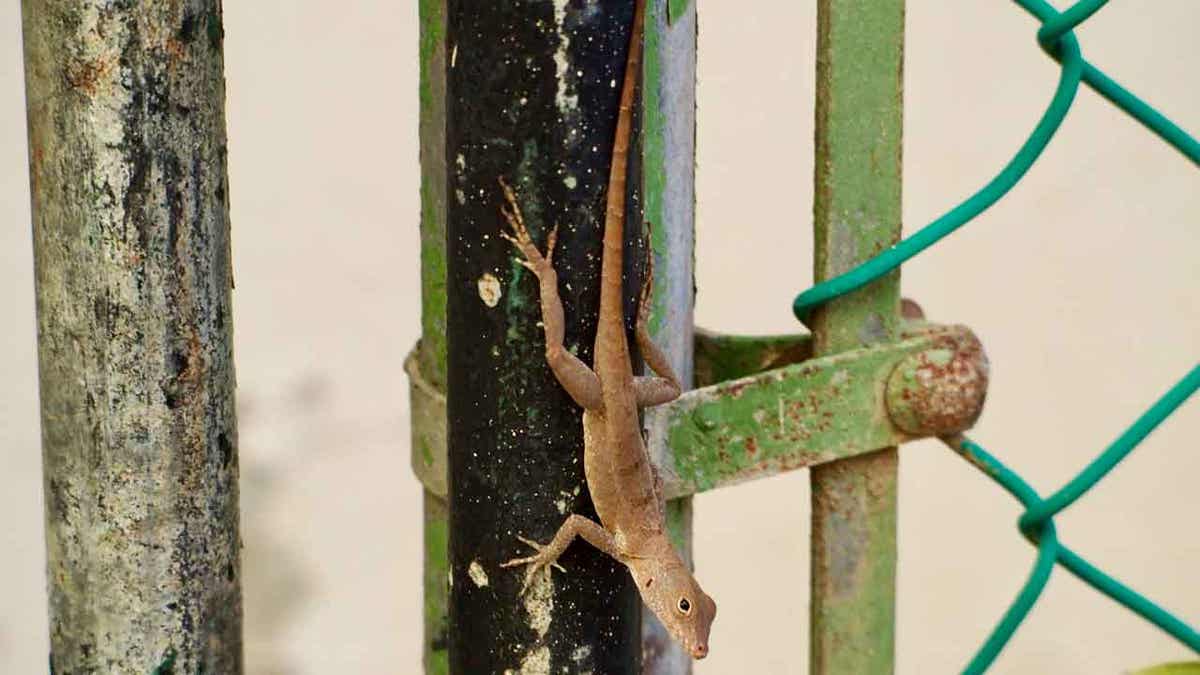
<box><xmin>900</xmin><ymin>297</ymin><xmax>926</xmax><ymax>320</ymax></box>
<box><xmin>886</xmin><ymin>331</ymin><xmax>989</xmax><ymax>437</ymax></box>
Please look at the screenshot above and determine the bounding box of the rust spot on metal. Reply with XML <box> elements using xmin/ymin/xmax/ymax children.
<box><xmin>64</xmin><ymin>56</ymin><xmax>116</xmax><ymax>97</ymax></box>
<box><xmin>885</xmin><ymin>329</ymin><xmax>989</xmax><ymax>436</ymax></box>
<box><xmin>900</xmin><ymin>297</ymin><xmax>925</xmax><ymax>320</ymax></box>
<box><xmin>723</xmin><ymin>378</ymin><xmax>752</xmax><ymax>398</ymax></box>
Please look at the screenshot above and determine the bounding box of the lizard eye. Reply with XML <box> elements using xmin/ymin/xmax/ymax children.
<box><xmin>677</xmin><ymin>597</ymin><xmax>691</xmax><ymax>615</ymax></box>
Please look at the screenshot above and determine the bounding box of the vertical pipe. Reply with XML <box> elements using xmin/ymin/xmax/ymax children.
<box><xmin>22</xmin><ymin>2</ymin><xmax>242</xmax><ymax>672</ymax></box>
<box><xmin>809</xmin><ymin>0</ymin><xmax>904</xmax><ymax>673</ymax></box>
<box><xmin>445</xmin><ymin>1</ymin><xmax>642</xmax><ymax>672</ymax></box>
<box><xmin>417</xmin><ymin>0</ymin><xmax>450</xmax><ymax>671</ymax></box>
<box><xmin>639</xmin><ymin>1</ymin><xmax>698</xmax><ymax>673</ymax></box>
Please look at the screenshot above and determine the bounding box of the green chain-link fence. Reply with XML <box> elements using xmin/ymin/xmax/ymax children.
<box><xmin>794</xmin><ymin>0</ymin><xmax>1200</xmax><ymax>672</ymax></box>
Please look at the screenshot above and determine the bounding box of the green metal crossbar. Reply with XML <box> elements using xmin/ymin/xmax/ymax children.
<box><xmin>792</xmin><ymin>0</ymin><xmax>1200</xmax><ymax>672</ymax></box>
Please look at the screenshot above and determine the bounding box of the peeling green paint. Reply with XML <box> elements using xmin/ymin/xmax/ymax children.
<box><xmin>423</xmin><ymin>494</ymin><xmax>450</xmax><ymax>675</ymax></box>
<box><xmin>667</xmin><ymin>0</ymin><xmax>692</xmax><ymax>25</ymax></box>
<box><xmin>641</xmin><ymin>0</ymin><xmax>670</xmax><ymax>337</ymax></box>
<box><xmin>663</xmin><ymin>499</ymin><xmax>692</xmax><ymax>562</ymax></box>
<box><xmin>808</xmin><ymin>0</ymin><xmax>905</xmax><ymax>672</ymax></box>
<box><xmin>419</xmin><ymin>0</ymin><xmax>448</xmax><ymax>391</ymax></box>
<box><xmin>417</xmin><ymin>0</ymin><xmax>450</xmax><ymax>670</ymax></box>
<box><xmin>693</xmin><ymin>330</ymin><xmax>812</xmax><ymax>387</ymax></box>
<box><xmin>657</xmin><ymin>326</ymin><xmax>963</xmax><ymax>498</ymax></box>
<box><xmin>1133</xmin><ymin>663</ymin><xmax>1200</xmax><ymax>675</ymax></box>
<box><xmin>407</xmin><ymin>350</ymin><xmax>449</xmax><ymax>497</ymax></box>
<box><xmin>639</xmin><ymin>5</ymin><xmax>700</xmax><ymax>668</ymax></box>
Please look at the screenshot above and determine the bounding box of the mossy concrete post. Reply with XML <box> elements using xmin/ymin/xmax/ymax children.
<box><xmin>808</xmin><ymin>0</ymin><xmax>904</xmax><ymax>672</ymax></box>
<box><xmin>21</xmin><ymin>1</ymin><xmax>242</xmax><ymax>673</ymax></box>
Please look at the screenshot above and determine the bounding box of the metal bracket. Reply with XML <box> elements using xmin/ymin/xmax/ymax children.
<box><xmin>407</xmin><ymin>321</ymin><xmax>988</xmax><ymax>499</ymax></box>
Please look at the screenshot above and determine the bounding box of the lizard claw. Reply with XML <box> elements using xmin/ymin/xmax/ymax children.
<box><xmin>502</xmin><ymin>535</ymin><xmax>567</xmax><ymax>594</ymax></box>
<box><xmin>498</xmin><ymin>177</ymin><xmax>557</xmax><ymax>277</ymax></box>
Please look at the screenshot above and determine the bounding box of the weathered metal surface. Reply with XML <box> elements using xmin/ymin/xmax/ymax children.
<box><xmin>648</xmin><ymin>326</ymin><xmax>969</xmax><ymax>499</ymax></box>
<box><xmin>407</xmin><ymin>351</ymin><xmax>449</xmax><ymax>506</ymax></box>
<box><xmin>417</xmin><ymin>0</ymin><xmax>450</xmax><ymax>670</ymax></box>
<box><xmin>639</xmin><ymin>1</ymin><xmax>697</xmax><ymax>671</ymax></box>
<box><xmin>22</xmin><ymin>1</ymin><xmax>242</xmax><ymax>672</ymax></box>
<box><xmin>693</xmin><ymin>329</ymin><xmax>812</xmax><ymax>387</ymax></box>
<box><xmin>886</xmin><ymin>331</ymin><xmax>989</xmax><ymax>437</ymax></box>
<box><xmin>809</xmin><ymin>0</ymin><xmax>905</xmax><ymax>672</ymax></box>
<box><xmin>409</xmin><ymin>324</ymin><xmax>984</xmax><ymax>501</ymax></box>
<box><xmin>444</xmin><ymin>1</ymin><xmax>644</xmax><ymax>671</ymax></box>
<box><xmin>418</xmin><ymin>0</ymin><xmax>448</xmax><ymax>392</ymax></box>
<box><xmin>423</xmin><ymin>493</ymin><xmax>450</xmax><ymax>675</ymax></box>
<box><xmin>900</xmin><ymin>297</ymin><xmax>926</xmax><ymax>321</ymax></box>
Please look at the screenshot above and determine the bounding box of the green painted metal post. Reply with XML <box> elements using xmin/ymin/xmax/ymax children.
<box><xmin>808</xmin><ymin>0</ymin><xmax>904</xmax><ymax>673</ymax></box>
<box><xmin>639</xmin><ymin>1</ymin><xmax>698</xmax><ymax>672</ymax></box>
<box><xmin>416</xmin><ymin>0</ymin><xmax>450</xmax><ymax>672</ymax></box>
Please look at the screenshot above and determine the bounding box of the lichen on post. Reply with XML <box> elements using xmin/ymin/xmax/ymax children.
<box><xmin>22</xmin><ymin>1</ymin><xmax>242</xmax><ymax>672</ymax></box>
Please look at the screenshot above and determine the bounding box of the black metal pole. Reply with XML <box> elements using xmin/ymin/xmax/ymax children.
<box><xmin>446</xmin><ymin>1</ymin><xmax>643</xmax><ymax>672</ymax></box>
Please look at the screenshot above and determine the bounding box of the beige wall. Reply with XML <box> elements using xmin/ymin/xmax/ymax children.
<box><xmin>2</xmin><ymin>2</ymin><xmax>1196</xmax><ymax>672</ymax></box>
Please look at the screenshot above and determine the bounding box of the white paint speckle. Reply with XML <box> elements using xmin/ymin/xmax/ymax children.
<box><xmin>563</xmin><ymin>174</ymin><xmax>578</xmax><ymax>189</ymax></box>
<box><xmin>456</xmin><ymin>153</ymin><xmax>466</xmax><ymax>170</ymax></box>
<box><xmin>478</xmin><ymin>273</ymin><xmax>502</xmax><ymax>307</ymax></box>
<box><xmin>451</xmin><ymin>44</ymin><xmax>458</xmax><ymax>68</ymax></box>
<box><xmin>571</xmin><ymin>645</ymin><xmax>592</xmax><ymax>663</ymax></box>
<box><xmin>505</xmin><ymin>570</ymin><xmax>555</xmax><ymax>674</ymax></box>
<box><xmin>551</xmin><ymin>0</ymin><xmax>579</xmax><ymax>113</ymax></box>
<box><xmin>523</xmin><ymin>562</ymin><xmax>555</xmax><ymax>637</ymax></box>
<box><xmin>516</xmin><ymin>646</ymin><xmax>551</xmax><ymax>675</ymax></box>
<box><xmin>468</xmin><ymin>560</ymin><xmax>489</xmax><ymax>587</ymax></box>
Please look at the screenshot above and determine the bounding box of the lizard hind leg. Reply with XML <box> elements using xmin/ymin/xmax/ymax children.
<box><xmin>634</xmin><ymin>221</ymin><xmax>683</xmax><ymax>407</ymax></box>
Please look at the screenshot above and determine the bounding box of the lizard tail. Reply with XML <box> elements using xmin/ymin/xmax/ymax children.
<box><xmin>597</xmin><ymin>0</ymin><xmax>646</xmax><ymax>326</ymax></box>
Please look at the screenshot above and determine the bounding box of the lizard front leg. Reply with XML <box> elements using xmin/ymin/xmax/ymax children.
<box><xmin>501</xmin><ymin>514</ymin><xmax>622</xmax><ymax>593</ymax></box>
<box><xmin>499</xmin><ymin>177</ymin><xmax>602</xmax><ymax>410</ymax></box>
<box><xmin>633</xmin><ymin>225</ymin><xmax>684</xmax><ymax>407</ymax></box>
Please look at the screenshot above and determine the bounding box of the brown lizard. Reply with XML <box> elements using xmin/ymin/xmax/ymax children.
<box><xmin>497</xmin><ymin>0</ymin><xmax>716</xmax><ymax>660</ymax></box>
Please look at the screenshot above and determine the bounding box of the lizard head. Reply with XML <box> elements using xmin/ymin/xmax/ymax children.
<box><xmin>628</xmin><ymin>547</ymin><xmax>716</xmax><ymax>659</ymax></box>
